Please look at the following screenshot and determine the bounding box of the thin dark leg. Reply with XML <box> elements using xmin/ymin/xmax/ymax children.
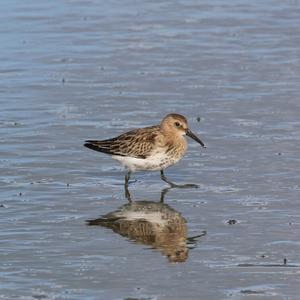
<box><xmin>125</xmin><ymin>171</ymin><xmax>131</xmax><ymax>185</ymax></box>
<box><xmin>160</xmin><ymin>170</ymin><xmax>176</xmax><ymax>187</ymax></box>
<box><xmin>125</xmin><ymin>171</ymin><xmax>137</xmax><ymax>185</ymax></box>
<box><xmin>160</xmin><ymin>187</ymin><xmax>172</xmax><ymax>202</ymax></box>
<box><xmin>160</xmin><ymin>170</ymin><xmax>198</xmax><ymax>189</ymax></box>
<box><xmin>124</xmin><ymin>171</ymin><xmax>132</xmax><ymax>202</ymax></box>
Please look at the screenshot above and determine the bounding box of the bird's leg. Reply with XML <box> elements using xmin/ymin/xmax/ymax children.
<box><xmin>125</xmin><ymin>171</ymin><xmax>137</xmax><ymax>184</ymax></box>
<box><xmin>125</xmin><ymin>186</ymin><xmax>131</xmax><ymax>202</ymax></box>
<box><xmin>160</xmin><ymin>187</ymin><xmax>172</xmax><ymax>202</ymax></box>
<box><xmin>125</xmin><ymin>171</ymin><xmax>131</xmax><ymax>185</ymax></box>
<box><xmin>124</xmin><ymin>171</ymin><xmax>132</xmax><ymax>202</ymax></box>
<box><xmin>160</xmin><ymin>170</ymin><xmax>176</xmax><ymax>187</ymax></box>
<box><xmin>160</xmin><ymin>170</ymin><xmax>199</xmax><ymax>189</ymax></box>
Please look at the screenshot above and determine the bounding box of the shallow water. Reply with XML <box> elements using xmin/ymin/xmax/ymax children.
<box><xmin>1</xmin><ymin>0</ymin><xmax>300</xmax><ymax>299</ymax></box>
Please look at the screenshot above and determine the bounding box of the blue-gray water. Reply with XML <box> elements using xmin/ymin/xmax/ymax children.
<box><xmin>1</xmin><ymin>0</ymin><xmax>300</xmax><ymax>299</ymax></box>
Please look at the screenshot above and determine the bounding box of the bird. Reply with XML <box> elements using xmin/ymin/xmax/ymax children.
<box><xmin>84</xmin><ymin>113</ymin><xmax>205</xmax><ymax>189</ymax></box>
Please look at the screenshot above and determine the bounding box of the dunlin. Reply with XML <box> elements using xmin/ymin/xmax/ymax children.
<box><xmin>84</xmin><ymin>113</ymin><xmax>205</xmax><ymax>188</ymax></box>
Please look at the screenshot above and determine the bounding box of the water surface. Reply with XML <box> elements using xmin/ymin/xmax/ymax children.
<box><xmin>1</xmin><ymin>0</ymin><xmax>300</xmax><ymax>299</ymax></box>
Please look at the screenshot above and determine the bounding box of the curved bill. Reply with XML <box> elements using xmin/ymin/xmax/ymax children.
<box><xmin>186</xmin><ymin>128</ymin><xmax>205</xmax><ymax>148</ymax></box>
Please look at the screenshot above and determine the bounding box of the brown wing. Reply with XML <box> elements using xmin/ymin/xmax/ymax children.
<box><xmin>84</xmin><ymin>126</ymin><xmax>160</xmax><ymax>159</ymax></box>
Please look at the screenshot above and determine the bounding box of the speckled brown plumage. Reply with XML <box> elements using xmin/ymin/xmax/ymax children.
<box><xmin>85</xmin><ymin>126</ymin><xmax>160</xmax><ymax>159</ymax></box>
<box><xmin>84</xmin><ymin>113</ymin><xmax>205</xmax><ymax>185</ymax></box>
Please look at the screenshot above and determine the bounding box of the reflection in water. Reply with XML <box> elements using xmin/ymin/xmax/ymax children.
<box><xmin>87</xmin><ymin>188</ymin><xmax>206</xmax><ymax>262</ymax></box>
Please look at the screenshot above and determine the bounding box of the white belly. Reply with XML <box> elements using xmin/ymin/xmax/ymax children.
<box><xmin>112</xmin><ymin>152</ymin><xmax>180</xmax><ymax>172</ymax></box>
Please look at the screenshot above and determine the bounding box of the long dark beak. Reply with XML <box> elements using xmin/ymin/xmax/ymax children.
<box><xmin>186</xmin><ymin>128</ymin><xmax>205</xmax><ymax>148</ymax></box>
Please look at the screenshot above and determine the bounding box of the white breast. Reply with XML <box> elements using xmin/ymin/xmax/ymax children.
<box><xmin>112</xmin><ymin>151</ymin><xmax>180</xmax><ymax>172</ymax></box>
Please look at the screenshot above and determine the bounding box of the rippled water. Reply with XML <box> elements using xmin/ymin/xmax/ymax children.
<box><xmin>1</xmin><ymin>0</ymin><xmax>300</xmax><ymax>299</ymax></box>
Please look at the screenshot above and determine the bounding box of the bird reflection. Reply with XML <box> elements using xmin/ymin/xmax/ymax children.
<box><xmin>87</xmin><ymin>188</ymin><xmax>206</xmax><ymax>263</ymax></box>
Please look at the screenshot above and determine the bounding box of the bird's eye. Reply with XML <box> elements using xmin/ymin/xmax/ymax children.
<box><xmin>174</xmin><ymin>122</ymin><xmax>180</xmax><ymax>127</ymax></box>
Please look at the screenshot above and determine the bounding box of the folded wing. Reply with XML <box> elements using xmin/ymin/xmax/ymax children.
<box><xmin>84</xmin><ymin>126</ymin><xmax>159</xmax><ymax>159</ymax></box>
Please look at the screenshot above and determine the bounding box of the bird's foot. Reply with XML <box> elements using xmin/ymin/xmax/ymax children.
<box><xmin>128</xmin><ymin>179</ymin><xmax>137</xmax><ymax>184</ymax></box>
<box><xmin>167</xmin><ymin>182</ymin><xmax>199</xmax><ymax>189</ymax></box>
<box><xmin>160</xmin><ymin>170</ymin><xmax>198</xmax><ymax>189</ymax></box>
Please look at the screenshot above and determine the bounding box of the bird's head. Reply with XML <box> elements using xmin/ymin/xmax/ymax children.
<box><xmin>160</xmin><ymin>113</ymin><xmax>205</xmax><ymax>147</ymax></box>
